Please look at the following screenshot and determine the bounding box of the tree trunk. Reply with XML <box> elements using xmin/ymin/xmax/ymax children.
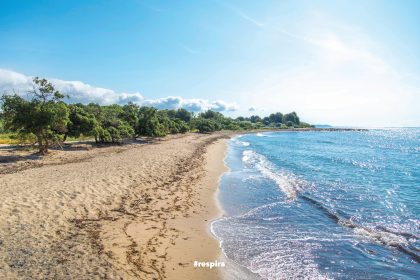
<box><xmin>39</xmin><ymin>131</ymin><xmax>49</xmax><ymax>154</ymax></box>
<box><xmin>43</xmin><ymin>135</ymin><xmax>49</xmax><ymax>154</ymax></box>
<box><xmin>37</xmin><ymin>134</ymin><xmax>46</xmax><ymax>154</ymax></box>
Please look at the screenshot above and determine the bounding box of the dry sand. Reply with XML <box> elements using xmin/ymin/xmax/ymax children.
<box><xmin>0</xmin><ymin>132</ymin><xmax>230</xmax><ymax>279</ymax></box>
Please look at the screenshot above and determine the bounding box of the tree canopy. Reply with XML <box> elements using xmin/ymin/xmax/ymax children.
<box><xmin>0</xmin><ymin>78</ymin><xmax>312</xmax><ymax>151</ymax></box>
<box><xmin>1</xmin><ymin>77</ymin><xmax>69</xmax><ymax>153</ymax></box>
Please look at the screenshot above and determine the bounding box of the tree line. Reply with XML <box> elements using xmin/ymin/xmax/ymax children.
<box><xmin>0</xmin><ymin>78</ymin><xmax>311</xmax><ymax>153</ymax></box>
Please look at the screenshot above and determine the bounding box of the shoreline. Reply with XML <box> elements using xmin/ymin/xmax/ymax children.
<box><xmin>0</xmin><ymin>129</ymin><xmax>387</xmax><ymax>279</ymax></box>
<box><xmin>1</xmin><ymin>128</ymin><xmax>367</xmax><ymax>279</ymax></box>
<box><xmin>165</xmin><ymin>138</ymin><xmax>229</xmax><ymax>280</ymax></box>
<box><xmin>205</xmin><ymin>128</ymin><xmax>420</xmax><ymax>279</ymax></box>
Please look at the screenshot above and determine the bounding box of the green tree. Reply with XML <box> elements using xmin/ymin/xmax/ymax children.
<box><xmin>238</xmin><ymin>121</ymin><xmax>254</xmax><ymax>130</ymax></box>
<box><xmin>0</xmin><ymin>77</ymin><xmax>69</xmax><ymax>153</ymax></box>
<box><xmin>85</xmin><ymin>103</ymin><xmax>104</xmax><ymax>123</ymax></box>
<box><xmin>0</xmin><ymin>118</ymin><xmax>5</xmax><ymax>133</ymax></box>
<box><xmin>297</xmin><ymin>122</ymin><xmax>313</xmax><ymax>128</ymax></box>
<box><xmin>268</xmin><ymin>112</ymin><xmax>283</xmax><ymax>124</ymax></box>
<box><xmin>136</xmin><ymin>107</ymin><xmax>167</xmax><ymax>136</ymax></box>
<box><xmin>175</xmin><ymin>108</ymin><xmax>192</xmax><ymax>122</ymax></box>
<box><xmin>174</xmin><ymin>119</ymin><xmax>190</xmax><ymax>133</ymax></box>
<box><xmin>199</xmin><ymin>110</ymin><xmax>224</xmax><ymax>120</ymax></box>
<box><xmin>98</xmin><ymin>105</ymin><xmax>135</xmax><ymax>143</ymax></box>
<box><xmin>283</xmin><ymin>112</ymin><xmax>300</xmax><ymax>125</ymax></box>
<box><xmin>65</xmin><ymin>104</ymin><xmax>99</xmax><ymax>141</ymax></box>
<box><xmin>156</xmin><ymin>111</ymin><xmax>190</xmax><ymax>134</ymax></box>
<box><xmin>120</xmin><ymin>103</ymin><xmax>140</xmax><ymax>129</ymax></box>
<box><xmin>194</xmin><ymin>118</ymin><xmax>222</xmax><ymax>133</ymax></box>
<box><xmin>262</xmin><ymin>117</ymin><xmax>270</xmax><ymax>126</ymax></box>
<box><xmin>249</xmin><ymin>115</ymin><xmax>262</xmax><ymax>123</ymax></box>
<box><xmin>104</xmin><ymin>122</ymin><xmax>134</xmax><ymax>143</ymax></box>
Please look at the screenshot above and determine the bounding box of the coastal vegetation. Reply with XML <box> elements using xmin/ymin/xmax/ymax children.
<box><xmin>0</xmin><ymin>77</ymin><xmax>312</xmax><ymax>152</ymax></box>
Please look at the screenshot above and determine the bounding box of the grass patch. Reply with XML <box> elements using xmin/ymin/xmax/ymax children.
<box><xmin>66</xmin><ymin>135</ymin><xmax>95</xmax><ymax>142</ymax></box>
<box><xmin>0</xmin><ymin>133</ymin><xmax>20</xmax><ymax>144</ymax></box>
<box><xmin>0</xmin><ymin>133</ymin><xmax>95</xmax><ymax>145</ymax></box>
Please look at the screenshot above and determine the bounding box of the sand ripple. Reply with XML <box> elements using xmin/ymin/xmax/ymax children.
<box><xmin>0</xmin><ymin>133</ymin><xmax>228</xmax><ymax>279</ymax></box>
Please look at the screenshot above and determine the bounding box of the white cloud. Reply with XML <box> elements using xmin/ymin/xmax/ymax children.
<box><xmin>0</xmin><ymin>69</ymin><xmax>238</xmax><ymax>112</ymax></box>
<box><xmin>143</xmin><ymin>96</ymin><xmax>238</xmax><ymax>112</ymax></box>
<box><xmin>0</xmin><ymin>68</ymin><xmax>33</xmax><ymax>93</ymax></box>
<box><xmin>0</xmin><ymin>69</ymin><xmax>144</xmax><ymax>105</ymax></box>
<box><xmin>51</xmin><ymin>79</ymin><xmax>143</xmax><ymax>104</ymax></box>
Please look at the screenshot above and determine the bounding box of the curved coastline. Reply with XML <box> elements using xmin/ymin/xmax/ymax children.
<box><xmin>210</xmin><ymin>135</ymin><xmax>262</xmax><ymax>280</ymax></box>
<box><xmin>208</xmin><ymin>128</ymin><xmax>420</xmax><ymax>279</ymax></box>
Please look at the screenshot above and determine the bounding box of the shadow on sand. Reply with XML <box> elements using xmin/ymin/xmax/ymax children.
<box><xmin>0</xmin><ymin>137</ymin><xmax>159</xmax><ymax>165</ymax></box>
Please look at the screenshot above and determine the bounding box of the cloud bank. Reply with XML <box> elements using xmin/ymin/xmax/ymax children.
<box><xmin>143</xmin><ymin>96</ymin><xmax>238</xmax><ymax>112</ymax></box>
<box><xmin>0</xmin><ymin>69</ymin><xmax>238</xmax><ymax>112</ymax></box>
<box><xmin>0</xmin><ymin>69</ymin><xmax>144</xmax><ymax>105</ymax></box>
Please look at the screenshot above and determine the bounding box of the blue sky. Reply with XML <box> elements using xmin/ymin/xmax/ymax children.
<box><xmin>0</xmin><ymin>0</ymin><xmax>419</xmax><ymax>126</ymax></box>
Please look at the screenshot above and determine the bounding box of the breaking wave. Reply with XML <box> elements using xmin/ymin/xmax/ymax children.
<box><xmin>301</xmin><ymin>196</ymin><xmax>420</xmax><ymax>262</ymax></box>
<box><xmin>214</xmin><ymin>129</ymin><xmax>420</xmax><ymax>279</ymax></box>
<box><xmin>242</xmin><ymin>150</ymin><xmax>306</xmax><ymax>200</ymax></box>
<box><xmin>241</xmin><ymin>149</ymin><xmax>420</xmax><ymax>263</ymax></box>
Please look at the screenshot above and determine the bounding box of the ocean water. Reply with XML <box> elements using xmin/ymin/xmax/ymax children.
<box><xmin>212</xmin><ymin>129</ymin><xmax>419</xmax><ymax>280</ymax></box>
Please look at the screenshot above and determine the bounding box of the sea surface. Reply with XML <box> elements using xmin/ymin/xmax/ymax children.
<box><xmin>212</xmin><ymin>129</ymin><xmax>419</xmax><ymax>279</ymax></box>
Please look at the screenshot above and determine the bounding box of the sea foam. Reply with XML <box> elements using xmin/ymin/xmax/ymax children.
<box><xmin>242</xmin><ymin>150</ymin><xmax>304</xmax><ymax>200</ymax></box>
<box><xmin>215</xmin><ymin>129</ymin><xmax>420</xmax><ymax>279</ymax></box>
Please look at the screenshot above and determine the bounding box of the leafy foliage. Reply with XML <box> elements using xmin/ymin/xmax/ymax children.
<box><xmin>136</xmin><ymin>106</ymin><xmax>166</xmax><ymax>137</ymax></box>
<box><xmin>0</xmin><ymin>77</ymin><xmax>69</xmax><ymax>153</ymax></box>
<box><xmin>193</xmin><ymin>118</ymin><xmax>222</xmax><ymax>133</ymax></box>
<box><xmin>66</xmin><ymin>104</ymin><xmax>99</xmax><ymax>140</ymax></box>
<box><xmin>0</xmin><ymin>118</ymin><xmax>5</xmax><ymax>133</ymax></box>
<box><xmin>283</xmin><ymin>112</ymin><xmax>300</xmax><ymax>125</ymax></box>
<box><xmin>175</xmin><ymin>108</ymin><xmax>192</xmax><ymax>123</ymax></box>
<box><xmin>268</xmin><ymin>112</ymin><xmax>284</xmax><ymax>124</ymax></box>
<box><xmin>0</xmin><ymin>78</ymin><xmax>312</xmax><ymax>149</ymax></box>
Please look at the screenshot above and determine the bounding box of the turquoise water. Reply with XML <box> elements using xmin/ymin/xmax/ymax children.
<box><xmin>212</xmin><ymin>129</ymin><xmax>419</xmax><ymax>279</ymax></box>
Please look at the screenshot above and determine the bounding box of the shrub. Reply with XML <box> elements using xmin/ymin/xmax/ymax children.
<box><xmin>0</xmin><ymin>77</ymin><xmax>69</xmax><ymax>153</ymax></box>
<box><xmin>194</xmin><ymin>118</ymin><xmax>221</xmax><ymax>133</ymax></box>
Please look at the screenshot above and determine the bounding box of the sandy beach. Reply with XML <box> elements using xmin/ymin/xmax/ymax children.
<box><xmin>0</xmin><ymin>133</ymin><xmax>229</xmax><ymax>279</ymax></box>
